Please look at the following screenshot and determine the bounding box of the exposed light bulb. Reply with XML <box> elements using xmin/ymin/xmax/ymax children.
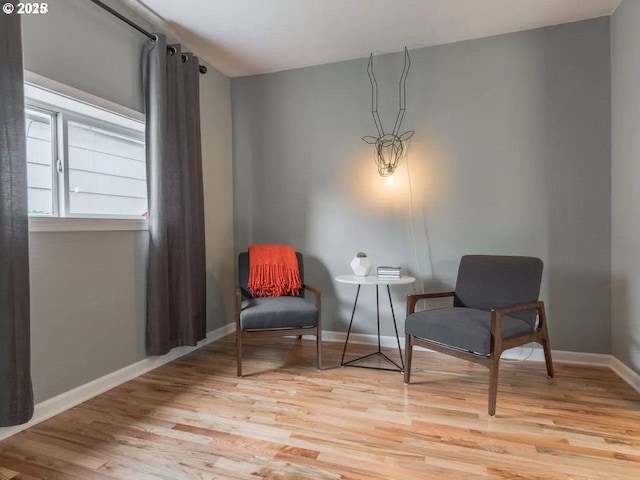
<box><xmin>387</xmin><ymin>175</ymin><xmax>394</xmax><ymax>185</ymax></box>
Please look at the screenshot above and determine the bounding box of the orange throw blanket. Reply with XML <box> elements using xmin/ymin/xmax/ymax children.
<box><xmin>248</xmin><ymin>244</ymin><xmax>302</xmax><ymax>297</ymax></box>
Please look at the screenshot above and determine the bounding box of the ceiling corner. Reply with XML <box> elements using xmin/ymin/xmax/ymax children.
<box><xmin>117</xmin><ymin>0</ymin><xmax>228</xmax><ymax>76</ymax></box>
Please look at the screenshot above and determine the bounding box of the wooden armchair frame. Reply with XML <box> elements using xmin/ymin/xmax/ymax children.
<box><xmin>236</xmin><ymin>284</ymin><xmax>322</xmax><ymax>377</ymax></box>
<box><xmin>404</xmin><ymin>291</ymin><xmax>553</xmax><ymax>416</ymax></box>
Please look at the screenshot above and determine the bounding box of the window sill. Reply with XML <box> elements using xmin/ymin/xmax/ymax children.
<box><xmin>29</xmin><ymin>217</ymin><xmax>148</xmax><ymax>233</ymax></box>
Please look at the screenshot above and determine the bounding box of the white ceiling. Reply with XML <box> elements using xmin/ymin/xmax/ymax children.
<box><xmin>125</xmin><ymin>0</ymin><xmax>620</xmax><ymax>77</ymax></box>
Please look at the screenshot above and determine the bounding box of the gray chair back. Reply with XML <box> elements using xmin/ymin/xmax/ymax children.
<box><xmin>454</xmin><ymin>255</ymin><xmax>543</xmax><ymax>328</ymax></box>
<box><xmin>238</xmin><ymin>251</ymin><xmax>304</xmax><ymax>298</ymax></box>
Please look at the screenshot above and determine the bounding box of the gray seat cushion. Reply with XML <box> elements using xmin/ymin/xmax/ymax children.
<box><xmin>240</xmin><ymin>296</ymin><xmax>318</xmax><ymax>331</ymax></box>
<box><xmin>405</xmin><ymin>307</ymin><xmax>533</xmax><ymax>355</ymax></box>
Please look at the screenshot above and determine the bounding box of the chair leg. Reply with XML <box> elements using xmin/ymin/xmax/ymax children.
<box><xmin>488</xmin><ymin>354</ymin><xmax>500</xmax><ymax>416</ymax></box>
<box><xmin>539</xmin><ymin>307</ymin><xmax>554</xmax><ymax>378</ymax></box>
<box><xmin>404</xmin><ymin>334</ymin><xmax>413</xmax><ymax>384</ymax></box>
<box><xmin>541</xmin><ymin>335</ymin><xmax>554</xmax><ymax>379</ymax></box>
<box><xmin>236</xmin><ymin>330</ymin><xmax>243</xmax><ymax>377</ymax></box>
<box><xmin>316</xmin><ymin>327</ymin><xmax>323</xmax><ymax>371</ymax></box>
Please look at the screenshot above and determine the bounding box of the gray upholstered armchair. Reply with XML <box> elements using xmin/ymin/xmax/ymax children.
<box><xmin>404</xmin><ymin>255</ymin><xmax>553</xmax><ymax>416</ymax></box>
<box><xmin>235</xmin><ymin>252</ymin><xmax>322</xmax><ymax>376</ymax></box>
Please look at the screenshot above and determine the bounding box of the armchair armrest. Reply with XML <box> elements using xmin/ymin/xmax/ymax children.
<box><xmin>235</xmin><ymin>287</ymin><xmax>243</xmax><ymax>329</ymax></box>
<box><xmin>490</xmin><ymin>300</ymin><xmax>545</xmax><ymax>336</ymax></box>
<box><xmin>303</xmin><ymin>284</ymin><xmax>321</xmax><ymax>308</ymax></box>
<box><xmin>494</xmin><ymin>301</ymin><xmax>544</xmax><ymax>317</ymax></box>
<box><xmin>303</xmin><ymin>285</ymin><xmax>321</xmax><ymax>332</ymax></box>
<box><xmin>406</xmin><ymin>291</ymin><xmax>455</xmax><ymax>315</ymax></box>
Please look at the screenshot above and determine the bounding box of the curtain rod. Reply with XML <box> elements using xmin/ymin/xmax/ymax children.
<box><xmin>87</xmin><ymin>0</ymin><xmax>207</xmax><ymax>74</ymax></box>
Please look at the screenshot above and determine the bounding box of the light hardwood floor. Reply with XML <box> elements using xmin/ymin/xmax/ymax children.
<box><xmin>1</xmin><ymin>335</ymin><xmax>639</xmax><ymax>479</ymax></box>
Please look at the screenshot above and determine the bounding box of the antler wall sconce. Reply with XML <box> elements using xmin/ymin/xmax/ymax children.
<box><xmin>363</xmin><ymin>47</ymin><xmax>414</xmax><ymax>179</ymax></box>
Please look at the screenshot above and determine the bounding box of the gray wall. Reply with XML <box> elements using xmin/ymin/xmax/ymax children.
<box><xmin>29</xmin><ymin>231</ymin><xmax>147</xmax><ymax>400</ymax></box>
<box><xmin>232</xmin><ymin>18</ymin><xmax>612</xmax><ymax>353</ymax></box>
<box><xmin>611</xmin><ymin>0</ymin><xmax>640</xmax><ymax>375</ymax></box>
<box><xmin>22</xmin><ymin>0</ymin><xmax>147</xmax><ymax>112</ymax></box>
<box><xmin>20</xmin><ymin>0</ymin><xmax>234</xmax><ymax>403</ymax></box>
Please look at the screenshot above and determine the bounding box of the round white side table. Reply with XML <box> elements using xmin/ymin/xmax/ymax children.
<box><xmin>335</xmin><ymin>274</ymin><xmax>415</xmax><ymax>372</ymax></box>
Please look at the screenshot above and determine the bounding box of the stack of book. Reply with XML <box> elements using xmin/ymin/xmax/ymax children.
<box><xmin>377</xmin><ymin>266</ymin><xmax>401</xmax><ymax>279</ymax></box>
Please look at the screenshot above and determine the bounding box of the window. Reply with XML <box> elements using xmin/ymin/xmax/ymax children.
<box><xmin>25</xmin><ymin>84</ymin><xmax>146</xmax><ymax>219</ymax></box>
<box><xmin>25</xmin><ymin>109</ymin><xmax>54</xmax><ymax>215</ymax></box>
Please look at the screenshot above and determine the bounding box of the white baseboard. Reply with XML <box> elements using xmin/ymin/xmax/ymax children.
<box><xmin>2</xmin><ymin>324</ymin><xmax>638</xmax><ymax>442</ymax></box>
<box><xmin>0</xmin><ymin>323</ymin><xmax>235</xmax><ymax>442</ymax></box>
<box><xmin>310</xmin><ymin>330</ymin><xmax>637</xmax><ymax>391</ymax></box>
<box><xmin>311</xmin><ymin>331</ymin><xmax>612</xmax><ymax>365</ymax></box>
<box><xmin>319</xmin><ymin>330</ymin><xmax>404</xmax><ymax>350</ymax></box>
<box><xmin>610</xmin><ymin>356</ymin><xmax>640</xmax><ymax>394</ymax></box>
<box><xmin>548</xmin><ymin>349</ymin><xmax>612</xmax><ymax>367</ymax></box>
<box><xmin>499</xmin><ymin>346</ymin><xmax>611</xmax><ymax>366</ymax></box>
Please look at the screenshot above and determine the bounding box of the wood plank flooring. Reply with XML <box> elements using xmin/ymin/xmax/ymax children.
<box><xmin>1</xmin><ymin>335</ymin><xmax>639</xmax><ymax>479</ymax></box>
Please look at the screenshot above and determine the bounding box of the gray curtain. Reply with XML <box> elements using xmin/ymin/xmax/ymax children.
<box><xmin>142</xmin><ymin>35</ymin><xmax>206</xmax><ymax>356</ymax></box>
<box><xmin>0</xmin><ymin>9</ymin><xmax>34</xmax><ymax>426</ymax></box>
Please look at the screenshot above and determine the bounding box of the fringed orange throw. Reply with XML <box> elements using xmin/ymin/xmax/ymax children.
<box><xmin>248</xmin><ymin>244</ymin><xmax>302</xmax><ymax>297</ymax></box>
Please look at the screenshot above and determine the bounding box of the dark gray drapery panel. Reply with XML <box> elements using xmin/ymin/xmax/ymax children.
<box><xmin>0</xmin><ymin>9</ymin><xmax>34</xmax><ymax>427</ymax></box>
<box><xmin>142</xmin><ymin>35</ymin><xmax>206</xmax><ymax>356</ymax></box>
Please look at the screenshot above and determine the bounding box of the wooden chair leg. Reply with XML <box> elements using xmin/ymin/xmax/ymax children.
<box><xmin>316</xmin><ymin>327</ymin><xmax>323</xmax><ymax>371</ymax></box>
<box><xmin>235</xmin><ymin>288</ymin><xmax>243</xmax><ymax>377</ymax></box>
<box><xmin>488</xmin><ymin>354</ymin><xmax>500</xmax><ymax>416</ymax></box>
<box><xmin>539</xmin><ymin>307</ymin><xmax>554</xmax><ymax>378</ymax></box>
<box><xmin>404</xmin><ymin>334</ymin><xmax>413</xmax><ymax>384</ymax></box>
<box><xmin>236</xmin><ymin>330</ymin><xmax>243</xmax><ymax>377</ymax></box>
<box><xmin>542</xmin><ymin>337</ymin><xmax>554</xmax><ymax>378</ymax></box>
